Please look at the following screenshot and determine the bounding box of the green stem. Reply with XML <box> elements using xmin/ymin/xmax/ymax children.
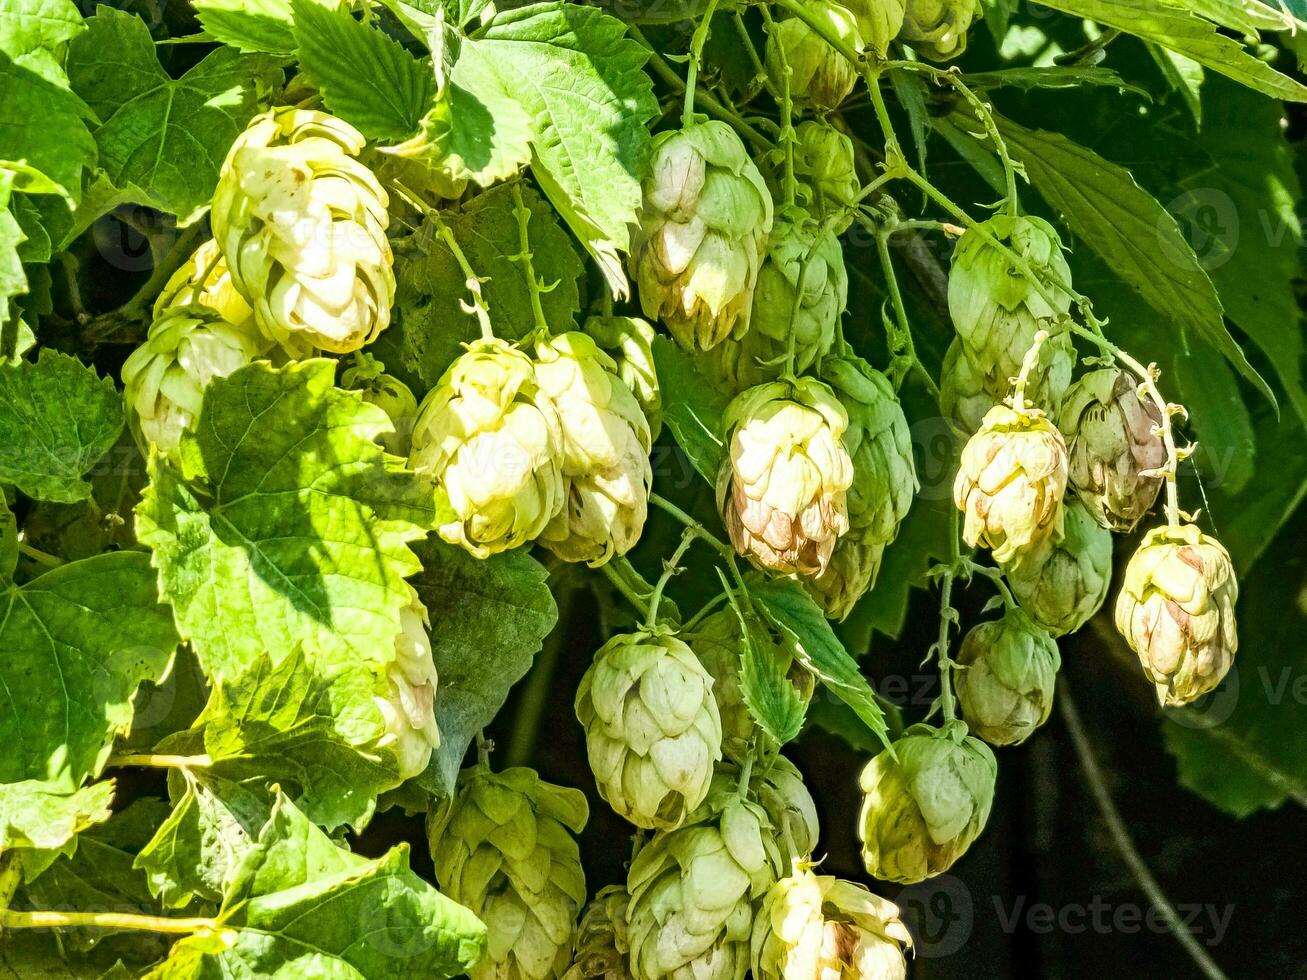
<box><xmin>598</xmin><ymin>559</ymin><xmax>653</xmax><ymax>619</ymax></box>
<box><xmin>506</xmin><ymin>588</ymin><xmax>571</xmax><ymax>768</ymax></box>
<box><xmin>18</xmin><ymin>542</ymin><xmax>63</xmax><ymax>568</ymax></box>
<box><xmin>759</xmin><ymin>6</ymin><xmax>797</xmax><ymax>208</ymax></box>
<box><xmin>106</xmin><ymin>753</ymin><xmax>212</xmax><ymax>769</ymax></box>
<box><xmin>647</xmin><ymin>529</ymin><xmax>696</xmax><ymax>629</ymax></box>
<box><xmin>0</xmin><ymin>909</ymin><xmax>222</xmax><ymax>935</ymax></box>
<box><xmin>734</xmin><ymin>12</ymin><xmax>775</xmax><ymax>98</ymax></box>
<box><xmin>932</xmin><ymin>508</ymin><xmax>963</xmax><ymax>722</ymax></box>
<box><xmin>511</xmin><ymin>182</ymin><xmax>551</xmax><ymax>335</ymax></box>
<box><xmin>437</xmin><ymin>218</ymin><xmax>495</xmax><ymax>342</ymax></box>
<box><xmin>82</xmin><ymin>222</ymin><xmax>205</xmax><ymax>345</ymax></box>
<box><xmin>649</xmin><ymin>493</ymin><xmax>735</xmax><ymax>560</ymax></box>
<box><xmin>874</xmin><ymin>227</ymin><xmax>939</xmax><ymax>399</ymax></box>
<box><xmin>966</xmin><ymin>560</ymin><xmax>1018</xmax><ymax>610</ymax></box>
<box><xmin>682</xmin><ymin>0</ymin><xmax>721</xmax><ymax>127</ymax></box>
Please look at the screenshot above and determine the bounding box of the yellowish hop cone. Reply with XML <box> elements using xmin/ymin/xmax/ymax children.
<box><xmin>953</xmin><ymin>404</ymin><xmax>1068</xmax><ymax>564</ymax></box>
<box><xmin>1114</xmin><ymin>523</ymin><xmax>1238</xmax><ymax>706</ymax></box>
<box><xmin>563</xmin><ymin>885</ymin><xmax>632</xmax><ymax>980</ymax></box>
<box><xmin>153</xmin><ymin>238</ymin><xmax>254</xmax><ymax>328</ymax></box>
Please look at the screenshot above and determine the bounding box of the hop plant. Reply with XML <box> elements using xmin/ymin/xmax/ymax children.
<box><xmin>1003</xmin><ymin>499</ymin><xmax>1112</xmax><ymax>637</ymax></box>
<box><xmin>718</xmin><ymin>378</ymin><xmax>854</xmax><ymax>577</ymax></box>
<box><xmin>752</xmin><ymin>757</ymin><xmax>821</xmax><ymax>870</ymax></box>
<box><xmin>939</xmin><ymin>335</ymin><xmax>1073</xmax><ymax>435</ymax></box>
<box><xmin>898</xmin><ymin>0</ymin><xmax>979</xmax><ymax>60</ymax></box>
<box><xmin>1061</xmin><ymin>368</ymin><xmax>1167</xmax><ymax>532</ymax></box>
<box><xmin>430</xmin><ymin>766</ymin><xmax>588</xmax><ymax>980</ymax></box>
<box><xmin>575</xmin><ymin>628</ymin><xmax>723</xmax><ymax>829</ymax></box>
<box><xmin>211</xmin><ymin>107</ymin><xmax>395</xmax><ymax>356</ymax></box>
<box><xmin>948</xmin><ymin>215</ymin><xmax>1074</xmax><ymax>386</ymax></box>
<box><xmin>1115</xmin><ymin>524</ymin><xmax>1239</xmax><ymax>706</ymax></box>
<box><xmin>630</xmin><ymin>121</ymin><xmax>774</xmax><ymax>351</ymax></box>
<box><xmin>792</xmin><ymin>122</ymin><xmax>859</xmax><ymax>231</ymax></box>
<box><xmin>751</xmin><ymin>863</ymin><xmax>912</xmax><ymax>980</ymax></box>
<box><xmin>153</xmin><ymin>238</ymin><xmax>253</xmax><ymax>327</ymax></box>
<box><xmin>122</xmin><ymin>306</ymin><xmax>266</xmax><ymax>463</ymax></box>
<box><xmin>842</xmin><ymin>0</ymin><xmax>906</xmax><ymax>57</ymax></box>
<box><xmin>534</xmin><ymin>332</ymin><xmax>653</xmax><ymax>567</ymax></box>
<box><xmin>340</xmin><ymin>353</ymin><xmax>418</xmax><ymax>457</ymax></box>
<box><xmin>749</xmin><ymin>207</ymin><xmax>848</xmax><ymax>378</ymax></box>
<box><xmin>858</xmin><ymin>722</ymin><xmax>997</xmax><ymax>884</ymax></box>
<box><xmin>955</xmin><ymin>608</ymin><xmax>1061</xmax><ymax>747</ymax></box>
<box><xmin>564</xmin><ymin>885</ymin><xmax>632</xmax><ymax>980</ymax></box>
<box><xmin>766</xmin><ymin>1</ymin><xmax>864</xmax><ymax>111</ymax></box>
<box><xmin>409</xmin><ymin>339</ymin><xmax>565</xmax><ymax>558</ymax></box>
<box><xmin>627</xmin><ymin>774</ymin><xmax>784</xmax><ymax>980</ymax></box>
<box><xmin>954</xmin><ymin>404</ymin><xmax>1068</xmax><ymax>563</ymax></box>
<box><xmin>373</xmin><ymin>584</ymin><xmax>439</xmax><ymax>780</ymax></box>
<box><xmin>581</xmin><ymin>315</ymin><xmax>663</xmax><ymax>440</ymax></box>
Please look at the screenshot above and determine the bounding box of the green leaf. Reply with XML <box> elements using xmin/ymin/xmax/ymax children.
<box><xmin>650</xmin><ymin>337</ymin><xmax>728</xmax><ymax>483</ymax></box>
<box><xmin>410</xmin><ymin>539</ymin><xmax>557</xmax><ymax>797</ymax></box>
<box><xmin>136</xmin><ymin>360</ymin><xmax>436</xmax><ymax>712</ymax></box>
<box><xmin>379</xmin><ymin>182</ymin><xmax>583</xmax><ymax>391</ymax></box>
<box><xmin>0</xmin><ymin>188</ymin><xmax>23</xmax><ymax>350</ymax></box>
<box><xmin>0</xmin><ymin>0</ymin><xmax>85</xmax><ymax>74</ymax></box>
<box><xmin>293</xmin><ymin>0</ymin><xmax>435</xmax><ymax>142</ymax></box>
<box><xmin>961</xmin><ymin>65</ymin><xmax>1152</xmax><ymax>98</ymax></box>
<box><xmin>192</xmin><ymin>0</ymin><xmax>296</xmax><ymax>55</ymax></box>
<box><xmin>0</xmin><ymin>48</ymin><xmax>96</xmax><ymax>203</ymax></box>
<box><xmin>438</xmin><ymin>35</ymin><xmax>536</xmax><ymax>185</ymax></box>
<box><xmin>66</xmin><ymin>6</ymin><xmax>282</xmax><ymax>222</ymax></box>
<box><xmin>745</xmin><ymin>575</ymin><xmax>890</xmax><ymax>750</ymax></box>
<box><xmin>732</xmin><ymin>605</ymin><xmax>806</xmax><ymax>746</ymax></box>
<box><xmin>1172</xmin><ymin>341</ymin><xmax>1255</xmax><ymax>495</ymax></box>
<box><xmin>1148</xmin><ymin>43</ymin><xmax>1204</xmax><ymax>126</ymax></box>
<box><xmin>0</xmin><ymin>350</ymin><xmax>124</xmax><ymax>503</ymax></box>
<box><xmin>997</xmin><ymin>116</ymin><xmax>1275</xmax><ymax>409</ymax></box>
<box><xmin>0</xmin><ymin>492</ymin><xmax>15</xmax><ymax>581</ymax></box>
<box><xmin>0</xmin><ymin>779</ymin><xmax>114</xmax><ymax>877</ymax></box>
<box><xmin>1036</xmin><ymin>0</ymin><xmax>1307</xmax><ymax>101</ymax></box>
<box><xmin>463</xmin><ymin>2</ymin><xmax>658</xmax><ymax>294</ymax></box>
<box><xmin>0</xmin><ymin>551</ymin><xmax>179</xmax><ymax>785</ymax></box>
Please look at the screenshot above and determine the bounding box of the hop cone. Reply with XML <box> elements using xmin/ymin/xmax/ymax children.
<box><xmin>153</xmin><ymin>238</ymin><xmax>253</xmax><ymax>328</ymax></box>
<box><xmin>718</xmin><ymin>378</ymin><xmax>854</xmax><ymax>577</ymax></box>
<box><xmin>858</xmin><ymin>722</ymin><xmax>996</xmax><ymax>884</ymax></box>
<box><xmin>373</xmin><ymin>584</ymin><xmax>439</xmax><ymax>780</ymax></box>
<box><xmin>1115</xmin><ymin>524</ymin><xmax>1238</xmax><ymax>706</ymax></box>
<box><xmin>948</xmin><ymin>215</ymin><xmax>1073</xmax><ymax>385</ymax></box>
<box><xmin>564</xmin><ymin>885</ymin><xmax>632</xmax><ymax>980</ymax></box>
<box><xmin>1061</xmin><ymin>368</ymin><xmax>1166</xmax><ymax>531</ymax></box>
<box><xmin>792</xmin><ymin>122</ymin><xmax>859</xmax><ymax>231</ymax></box>
<box><xmin>842</xmin><ymin>0</ymin><xmax>906</xmax><ymax>56</ymax></box>
<box><xmin>766</xmin><ymin>1</ymin><xmax>864</xmax><ymax>111</ymax></box>
<box><xmin>899</xmin><ymin>0</ymin><xmax>978</xmax><ymax>60</ymax></box>
<box><xmin>581</xmin><ymin>315</ymin><xmax>663</xmax><ymax>440</ymax></box>
<box><xmin>751</xmin><ymin>863</ymin><xmax>912</xmax><ymax>980</ymax></box>
<box><xmin>211</xmin><ymin>108</ymin><xmax>395</xmax><ymax>356</ymax></box>
<box><xmin>410</xmin><ymin>339</ymin><xmax>564</xmax><ymax>557</ymax></box>
<box><xmin>122</xmin><ymin>306</ymin><xmax>265</xmax><ymax>462</ymax></box>
<box><xmin>955</xmin><ymin>608</ymin><xmax>1060</xmax><ymax>747</ymax></box>
<box><xmin>341</xmin><ymin>353</ymin><xmax>418</xmax><ymax>457</ymax></box>
<box><xmin>751</xmin><ymin>757</ymin><xmax>820</xmax><ymax>870</ymax></box>
<box><xmin>627</xmin><ymin>774</ymin><xmax>784</xmax><ymax>980</ymax></box>
<box><xmin>630</xmin><ymin>121</ymin><xmax>774</xmax><ymax>351</ymax></box>
<box><xmin>575</xmin><ymin>629</ymin><xmax>723</xmax><ymax>829</ymax></box>
<box><xmin>535</xmin><ymin>332</ymin><xmax>653</xmax><ymax>567</ymax></box>
<box><xmin>938</xmin><ymin>335</ymin><xmax>1073</xmax><ymax>436</ymax></box>
<box><xmin>1003</xmin><ymin>499</ymin><xmax>1111</xmax><ymax>637</ymax></box>
<box><xmin>430</xmin><ymin>766</ymin><xmax>589</xmax><ymax>980</ymax></box>
<box><xmin>954</xmin><ymin>404</ymin><xmax>1068</xmax><ymax>563</ymax></box>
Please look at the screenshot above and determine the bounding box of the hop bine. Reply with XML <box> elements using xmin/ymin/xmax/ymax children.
<box><xmin>1061</xmin><ymin>367</ymin><xmax>1167</xmax><ymax>532</ymax></box>
<box><xmin>1002</xmin><ymin>499</ymin><xmax>1111</xmax><ymax>637</ymax></box>
<box><xmin>211</xmin><ymin>107</ymin><xmax>395</xmax><ymax>357</ymax></box>
<box><xmin>858</xmin><ymin>722</ymin><xmax>996</xmax><ymax>884</ymax></box>
<box><xmin>630</xmin><ymin>121</ymin><xmax>774</xmax><ymax>351</ymax></box>
<box><xmin>534</xmin><ymin>332</ymin><xmax>653</xmax><ymax>567</ymax></box>
<box><xmin>766</xmin><ymin>0</ymin><xmax>864</xmax><ymax>112</ymax></box>
<box><xmin>409</xmin><ymin>339</ymin><xmax>565</xmax><ymax>558</ymax></box>
<box><xmin>373</xmin><ymin>584</ymin><xmax>439</xmax><ymax>780</ymax></box>
<box><xmin>1115</xmin><ymin>524</ymin><xmax>1238</xmax><ymax>706</ymax></box>
<box><xmin>122</xmin><ymin>306</ymin><xmax>266</xmax><ymax>463</ymax></box>
<box><xmin>954</xmin><ymin>403</ymin><xmax>1068</xmax><ymax>564</ymax></box>
<box><xmin>718</xmin><ymin>377</ymin><xmax>854</xmax><ymax>577</ymax></box>
<box><xmin>752</xmin><ymin>863</ymin><xmax>912</xmax><ymax>980</ymax></box>
<box><xmin>430</xmin><ymin>766</ymin><xmax>588</xmax><ymax>980</ymax></box>
<box><xmin>955</xmin><ymin>607</ymin><xmax>1061</xmax><ymax>747</ymax></box>
<box><xmin>575</xmin><ymin>628</ymin><xmax>723</xmax><ymax>829</ymax></box>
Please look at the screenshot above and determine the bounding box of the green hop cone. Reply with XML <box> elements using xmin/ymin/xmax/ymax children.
<box><xmin>955</xmin><ymin>608</ymin><xmax>1061</xmax><ymax>747</ymax></box>
<box><xmin>898</xmin><ymin>0</ymin><xmax>978</xmax><ymax>60</ymax></box>
<box><xmin>1061</xmin><ymin>368</ymin><xmax>1167</xmax><ymax>532</ymax></box>
<box><xmin>581</xmin><ymin>315</ymin><xmax>663</xmax><ymax>440</ymax></box>
<box><xmin>564</xmin><ymin>885</ymin><xmax>632</xmax><ymax>980</ymax></box>
<box><xmin>627</xmin><ymin>773</ymin><xmax>785</xmax><ymax>980</ymax></box>
<box><xmin>373</xmin><ymin>584</ymin><xmax>439</xmax><ymax>780</ymax></box>
<box><xmin>534</xmin><ymin>332</ymin><xmax>653</xmax><ymax>567</ymax></box>
<box><xmin>718</xmin><ymin>378</ymin><xmax>854</xmax><ymax>577</ymax></box>
<box><xmin>792</xmin><ymin>122</ymin><xmax>859</xmax><ymax>232</ymax></box>
<box><xmin>410</xmin><ymin>339</ymin><xmax>565</xmax><ymax>558</ymax></box>
<box><xmin>430</xmin><ymin>766</ymin><xmax>589</xmax><ymax>980</ymax></box>
<box><xmin>1003</xmin><ymin>499</ymin><xmax>1111</xmax><ymax>637</ymax></box>
<box><xmin>766</xmin><ymin>1</ymin><xmax>864</xmax><ymax>111</ymax></box>
<box><xmin>806</xmin><ymin>535</ymin><xmax>886</xmax><ymax>622</ymax></box>
<box><xmin>954</xmin><ymin>404</ymin><xmax>1068</xmax><ymax>563</ymax></box>
<box><xmin>751</xmin><ymin>863</ymin><xmax>912</xmax><ymax>980</ymax></box>
<box><xmin>575</xmin><ymin>628</ymin><xmax>723</xmax><ymax>829</ymax></box>
<box><xmin>948</xmin><ymin>215</ymin><xmax>1073</xmax><ymax>385</ymax></box>
<box><xmin>122</xmin><ymin>306</ymin><xmax>266</xmax><ymax>463</ymax></box>
<box><xmin>857</xmin><ymin>722</ymin><xmax>996</xmax><ymax>884</ymax></box>
<box><xmin>1115</xmin><ymin>524</ymin><xmax>1239</xmax><ymax>706</ymax></box>
<box><xmin>939</xmin><ymin>335</ymin><xmax>1074</xmax><ymax>436</ymax></box>
<box><xmin>843</xmin><ymin>0</ymin><xmax>906</xmax><ymax>57</ymax></box>
<box><xmin>630</xmin><ymin>121</ymin><xmax>775</xmax><ymax>351</ymax></box>
<box><xmin>341</xmin><ymin>353</ymin><xmax>418</xmax><ymax>457</ymax></box>
<box><xmin>751</xmin><ymin>757</ymin><xmax>821</xmax><ymax>870</ymax></box>
<box><xmin>153</xmin><ymin>238</ymin><xmax>253</xmax><ymax>328</ymax></box>
<box><xmin>211</xmin><ymin>108</ymin><xmax>395</xmax><ymax>357</ymax></box>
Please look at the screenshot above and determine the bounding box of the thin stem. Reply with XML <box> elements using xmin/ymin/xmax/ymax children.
<box><xmin>734</xmin><ymin>12</ymin><xmax>775</xmax><ymax>98</ymax></box>
<box><xmin>506</xmin><ymin>588</ymin><xmax>570</xmax><ymax>768</ymax></box>
<box><xmin>682</xmin><ymin>0</ymin><xmax>721</xmax><ymax>127</ymax></box>
<box><xmin>875</xmin><ymin>228</ymin><xmax>939</xmax><ymax>399</ymax></box>
<box><xmin>476</xmin><ymin>731</ymin><xmax>493</xmax><ymax>768</ymax></box>
<box><xmin>0</xmin><ymin>909</ymin><xmax>222</xmax><ymax>936</ymax></box>
<box><xmin>931</xmin><ymin>508</ymin><xmax>963</xmax><ymax>721</ymax></box>
<box><xmin>647</xmin><ymin>529</ymin><xmax>696</xmax><ymax>629</ymax></box>
<box><xmin>759</xmin><ymin>6</ymin><xmax>797</xmax><ymax>208</ymax></box>
<box><xmin>684</xmin><ymin>591</ymin><xmax>728</xmax><ymax>631</ymax></box>
<box><xmin>966</xmin><ymin>560</ymin><xmax>1018</xmax><ymax>610</ymax></box>
<box><xmin>1058</xmin><ymin>684</ymin><xmax>1230</xmax><ymax>980</ymax></box>
<box><xmin>18</xmin><ymin>541</ymin><xmax>63</xmax><ymax>568</ymax></box>
<box><xmin>82</xmin><ymin>223</ymin><xmax>205</xmax><ymax>345</ymax></box>
<box><xmin>649</xmin><ymin>492</ymin><xmax>735</xmax><ymax>560</ymax></box>
<box><xmin>106</xmin><ymin>753</ymin><xmax>212</xmax><ymax>769</ymax></box>
<box><xmin>598</xmin><ymin>559</ymin><xmax>653</xmax><ymax>619</ymax></box>
<box><xmin>511</xmin><ymin>183</ymin><xmax>552</xmax><ymax>335</ymax></box>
